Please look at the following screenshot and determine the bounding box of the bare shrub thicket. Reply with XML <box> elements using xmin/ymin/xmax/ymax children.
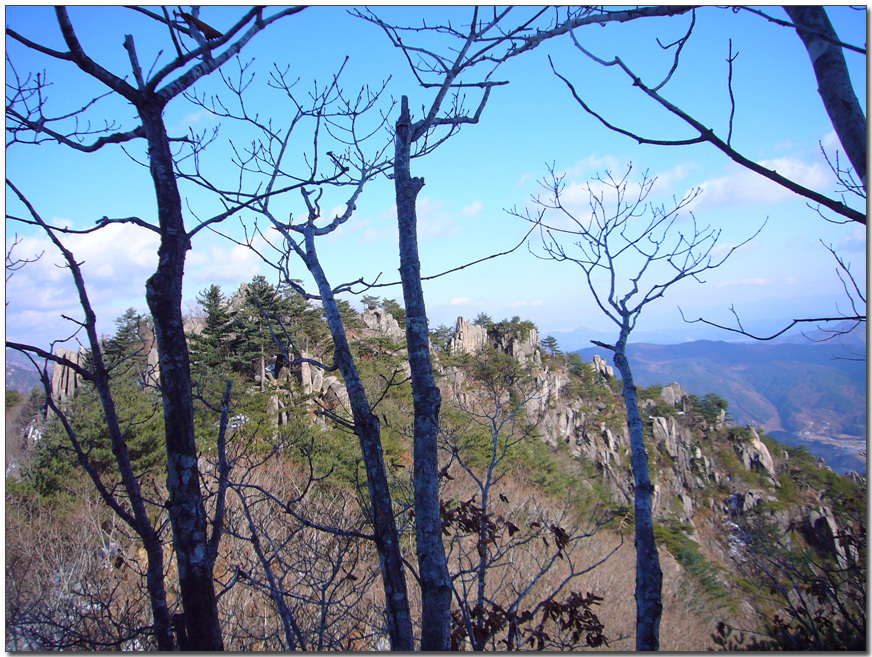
<box><xmin>6</xmin><ymin>485</ymin><xmax>155</xmax><ymax>650</ymax></box>
<box><xmin>210</xmin><ymin>450</ymin><xmax>386</xmax><ymax>650</ymax></box>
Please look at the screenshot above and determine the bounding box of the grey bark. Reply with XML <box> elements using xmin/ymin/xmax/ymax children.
<box><xmin>139</xmin><ymin>99</ymin><xmax>224</xmax><ymax>651</ymax></box>
<box><xmin>394</xmin><ymin>95</ymin><xmax>453</xmax><ymax>651</ymax></box>
<box><xmin>609</xmin><ymin>324</ymin><xmax>663</xmax><ymax>651</ymax></box>
<box><xmin>293</xmin><ymin>223</ymin><xmax>415</xmax><ymax>651</ymax></box>
<box><xmin>783</xmin><ymin>6</ymin><xmax>866</xmax><ymax>191</ymax></box>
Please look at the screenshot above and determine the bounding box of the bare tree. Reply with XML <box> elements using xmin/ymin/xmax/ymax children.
<box><xmin>6</xmin><ymin>484</ymin><xmax>156</xmax><ymax>650</ymax></box>
<box><xmin>6</xmin><ymin>183</ymin><xmax>179</xmax><ymax>650</ymax></box>
<box><xmin>714</xmin><ymin>491</ymin><xmax>866</xmax><ymax>650</ymax></box>
<box><xmin>358</xmin><ymin>7</ymin><xmax>694</xmax><ymax>646</ymax></box>
<box><xmin>550</xmin><ymin>6</ymin><xmax>865</xmax><ymax>224</ymax></box>
<box><xmin>6</xmin><ymin>7</ymin><xmax>304</xmax><ymax>648</ymax></box>
<box><xmin>514</xmin><ymin>164</ymin><xmax>759</xmax><ymax>649</ymax></box>
<box><xmin>548</xmin><ymin>6</ymin><xmax>866</xmax><ymax>348</ymax></box>
<box><xmin>439</xmin><ymin>345</ymin><xmax>619</xmax><ymax>650</ymax></box>
<box><xmin>201</xmin><ymin>426</ymin><xmax>383</xmax><ymax>651</ymax></box>
<box><xmin>183</xmin><ymin>62</ymin><xmax>417</xmax><ymax>648</ymax></box>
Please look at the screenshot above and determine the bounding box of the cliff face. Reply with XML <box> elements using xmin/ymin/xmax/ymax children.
<box><xmin>449</xmin><ymin>317</ymin><xmax>488</xmax><ymax>354</ymax></box>
<box><xmin>37</xmin><ymin>304</ymin><xmax>862</xmax><ymax>591</ymax></box>
<box><xmin>429</xmin><ymin>314</ymin><xmax>860</xmax><ymax>567</ymax></box>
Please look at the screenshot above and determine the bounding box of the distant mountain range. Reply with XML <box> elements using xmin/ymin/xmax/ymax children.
<box><xmin>574</xmin><ymin>328</ymin><xmax>866</xmax><ymax>474</ymax></box>
<box><xmin>5</xmin><ymin>349</ymin><xmax>44</xmax><ymax>395</ymax></box>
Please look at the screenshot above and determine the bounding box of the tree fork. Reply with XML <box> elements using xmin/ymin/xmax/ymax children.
<box><xmin>140</xmin><ymin>99</ymin><xmax>224</xmax><ymax>651</ymax></box>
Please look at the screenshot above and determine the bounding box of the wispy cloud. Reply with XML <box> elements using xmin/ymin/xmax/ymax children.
<box><xmin>186</xmin><ymin>239</ymin><xmax>267</xmax><ymax>288</ymax></box>
<box><xmin>171</xmin><ymin>108</ymin><xmax>217</xmax><ymax>133</ymax></box>
<box><xmin>715</xmin><ymin>277</ymin><xmax>774</xmax><ymax>287</ymax></box>
<box><xmin>6</xmin><ymin>222</ymin><xmax>162</xmax><ymax>345</ymax></box>
<box><xmin>461</xmin><ymin>200</ymin><xmax>483</xmax><ymax>217</ymax></box>
<box><xmin>836</xmin><ymin>223</ymin><xmax>867</xmax><ymax>253</ymax></box>
<box><xmin>417</xmin><ymin>196</ymin><xmax>463</xmax><ymax>240</ymax></box>
<box><xmin>688</xmin><ymin>157</ymin><xmax>831</xmax><ymax>212</ymax></box>
<box><xmin>449</xmin><ymin>297</ymin><xmax>473</xmax><ymax>306</ymax></box>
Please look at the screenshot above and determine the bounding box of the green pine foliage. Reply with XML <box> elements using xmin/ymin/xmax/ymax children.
<box><xmin>24</xmin><ymin>312</ymin><xmax>165</xmax><ymax>499</ymax></box>
<box><xmin>189</xmin><ymin>285</ymin><xmax>234</xmax><ymax>372</ymax></box>
<box><xmin>10</xmin><ymin>287</ymin><xmax>866</xmax><ymax>651</ymax></box>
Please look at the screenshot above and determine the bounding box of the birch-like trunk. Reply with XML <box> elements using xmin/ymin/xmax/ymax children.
<box><xmin>300</xmin><ymin>231</ymin><xmax>414</xmax><ymax>651</ymax></box>
<box><xmin>394</xmin><ymin>95</ymin><xmax>452</xmax><ymax>651</ymax></box>
<box><xmin>612</xmin><ymin>322</ymin><xmax>662</xmax><ymax>651</ymax></box>
<box><xmin>783</xmin><ymin>6</ymin><xmax>866</xmax><ymax>190</ymax></box>
<box><xmin>140</xmin><ymin>100</ymin><xmax>224</xmax><ymax>651</ymax></box>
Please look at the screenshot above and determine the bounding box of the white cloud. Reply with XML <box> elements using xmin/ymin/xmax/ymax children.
<box><xmin>649</xmin><ymin>163</ymin><xmax>697</xmax><ymax>197</ymax></box>
<box><xmin>715</xmin><ymin>277</ymin><xmax>774</xmax><ymax>287</ymax></box>
<box><xmin>449</xmin><ymin>297</ymin><xmax>472</xmax><ymax>306</ymax></box>
<box><xmin>689</xmin><ymin>157</ymin><xmax>831</xmax><ymax>212</ymax></box>
<box><xmin>172</xmin><ymin>108</ymin><xmax>217</xmax><ymax>133</ymax></box>
<box><xmin>8</xmin><ymin>223</ymin><xmax>159</xmax><ymax>297</ymax></box>
<box><xmin>6</xmin><ymin>223</ymin><xmax>162</xmax><ymax>345</ymax></box>
<box><xmin>836</xmin><ymin>224</ymin><xmax>867</xmax><ymax>253</ymax></box>
<box><xmin>559</xmin><ymin>154</ymin><xmax>625</xmax><ymax>180</ymax></box>
<box><xmin>461</xmin><ymin>200</ymin><xmax>483</xmax><ymax>217</ymax></box>
<box><xmin>186</xmin><ymin>239</ymin><xmax>266</xmax><ymax>287</ymax></box>
<box><xmin>417</xmin><ymin>196</ymin><xmax>462</xmax><ymax>240</ymax></box>
<box><xmin>820</xmin><ymin>130</ymin><xmax>841</xmax><ymax>155</ymax></box>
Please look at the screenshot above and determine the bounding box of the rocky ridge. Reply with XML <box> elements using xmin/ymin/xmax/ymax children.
<box><xmin>412</xmin><ymin>314</ymin><xmax>859</xmax><ymax>568</ymax></box>
<box><xmin>42</xmin><ymin>302</ymin><xmax>862</xmax><ymax>570</ymax></box>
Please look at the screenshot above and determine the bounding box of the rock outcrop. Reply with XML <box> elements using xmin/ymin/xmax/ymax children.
<box><xmin>659</xmin><ymin>382</ymin><xmax>686</xmax><ymax>408</ymax></box>
<box><xmin>50</xmin><ymin>347</ymin><xmax>87</xmax><ymax>403</ymax></box>
<box><xmin>493</xmin><ymin>327</ymin><xmax>542</xmax><ymax>368</ymax></box>
<box><xmin>361</xmin><ymin>308</ymin><xmax>405</xmax><ymax>342</ymax></box>
<box><xmin>449</xmin><ymin>317</ymin><xmax>489</xmax><ymax>354</ymax></box>
<box><xmin>592</xmin><ymin>354</ymin><xmax>613</xmax><ymax>379</ymax></box>
<box><xmin>734</xmin><ymin>426</ymin><xmax>776</xmax><ymax>481</ymax></box>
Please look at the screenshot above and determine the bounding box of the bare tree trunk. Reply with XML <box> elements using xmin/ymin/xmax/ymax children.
<box><xmin>7</xmin><ymin>181</ymin><xmax>177</xmax><ymax>651</ymax></box>
<box><xmin>140</xmin><ymin>100</ymin><xmax>224</xmax><ymax>651</ymax></box>
<box><xmin>612</xmin><ymin>324</ymin><xmax>662</xmax><ymax>651</ymax></box>
<box><xmin>783</xmin><ymin>6</ymin><xmax>866</xmax><ymax>190</ymax></box>
<box><xmin>300</xmin><ymin>234</ymin><xmax>414</xmax><ymax>651</ymax></box>
<box><xmin>393</xmin><ymin>95</ymin><xmax>452</xmax><ymax>651</ymax></box>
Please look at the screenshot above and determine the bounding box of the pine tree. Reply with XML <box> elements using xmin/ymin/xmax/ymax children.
<box><xmin>103</xmin><ymin>308</ymin><xmax>148</xmax><ymax>368</ymax></box>
<box><xmin>229</xmin><ymin>276</ymin><xmax>293</xmax><ymax>383</ymax></box>
<box><xmin>189</xmin><ymin>285</ymin><xmax>233</xmax><ymax>372</ymax></box>
<box><xmin>541</xmin><ymin>335</ymin><xmax>562</xmax><ymax>357</ymax></box>
<box><xmin>381</xmin><ymin>298</ymin><xmax>407</xmax><ymax>325</ymax></box>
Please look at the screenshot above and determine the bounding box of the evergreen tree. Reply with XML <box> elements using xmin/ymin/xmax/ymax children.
<box><xmin>381</xmin><ymin>298</ymin><xmax>407</xmax><ymax>325</ymax></box>
<box><xmin>189</xmin><ymin>285</ymin><xmax>233</xmax><ymax>372</ymax></box>
<box><xmin>103</xmin><ymin>308</ymin><xmax>149</xmax><ymax>368</ymax></box>
<box><xmin>429</xmin><ymin>324</ymin><xmax>454</xmax><ymax>353</ymax></box>
<box><xmin>335</xmin><ymin>297</ymin><xmax>365</xmax><ymax>330</ymax></box>
<box><xmin>29</xmin><ymin>310</ymin><xmax>165</xmax><ymax>497</ymax></box>
<box><xmin>281</xmin><ymin>286</ymin><xmax>330</xmax><ymax>356</ymax></box>
<box><xmin>229</xmin><ymin>276</ymin><xmax>293</xmax><ymax>382</ymax></box>
<box><xmin>361</xmin><ymin>294</ymin><xmax>381</xmax><ymax>310</ymax></box>
<box><xmin>541</xmin><ymin>335</ymin><xmax>562</xmax><ymax>357</ymax></box>
<box><xmin>472</xmin><ymin>312</ymin><xmax>493</xmax><ymax>329</ymax></box>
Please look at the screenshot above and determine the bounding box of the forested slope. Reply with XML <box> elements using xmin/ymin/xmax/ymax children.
<box><xmin>6</xmin><ymin>280</ymin><xmax>866</xmax><ymax>650</ymax></box>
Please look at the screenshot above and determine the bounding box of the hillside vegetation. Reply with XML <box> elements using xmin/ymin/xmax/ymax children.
<box><xmin>575</xmin><ymin>339</ymin><xmax>867</xmax><ymax>475</ymax></box>
<box><xmin>6</xmin><ymin>278</ymin><xmax>866</xmax><ymax>650</ymax></box>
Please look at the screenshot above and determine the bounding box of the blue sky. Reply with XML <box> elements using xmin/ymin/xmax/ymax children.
<box><xmin>5</xmin><ymin>6</ymin><xmax>867</xmax><ymax>352</ymax></box>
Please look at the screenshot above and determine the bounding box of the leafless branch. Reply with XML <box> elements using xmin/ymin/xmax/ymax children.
<box><xmin>552</xmin><ymin>33</ymin><xmax>866</xmax><ymax>224</ymax></box>
<box><xmin>734</xmin><ymin>6</ymin><xmax>866</xmax><ymax>54</ymax></box>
